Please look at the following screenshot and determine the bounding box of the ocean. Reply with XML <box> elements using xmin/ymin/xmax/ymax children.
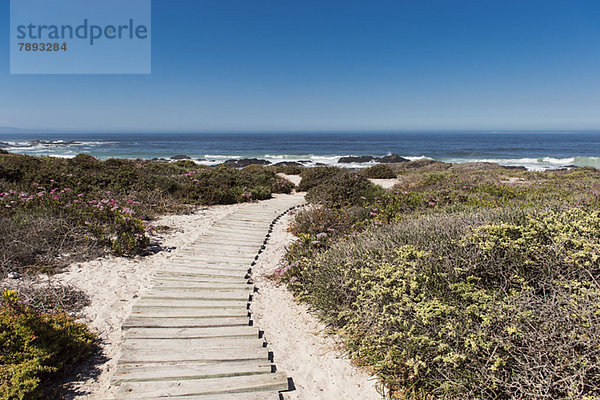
<box><xmin>1</xmin><ymin>131</ymin><xmax>600</xmax><ymax>171</ymax></box>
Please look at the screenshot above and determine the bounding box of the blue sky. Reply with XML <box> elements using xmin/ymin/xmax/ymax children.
<box><xmin>1</xmin><ymin>0</ymin><xmax>600</xmax><ymax>131</ymax></box>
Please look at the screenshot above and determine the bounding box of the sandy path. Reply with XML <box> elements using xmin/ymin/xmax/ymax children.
<box><xmin>368</xmin><ymin>178</ymin><xmax>399</xmax><ymax>189</ymax></box>
<box><xmin>251</xmin><ymin>206</ymin><xmax>383</xmax><ymax>400</ymax></box>
<box><xmin>278</xmin><ymin>173</ymin><xmax>302</xmax><ymax>186</ymax></box>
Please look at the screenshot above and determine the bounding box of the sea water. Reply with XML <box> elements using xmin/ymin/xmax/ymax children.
<box><xmin>1</xmin><ymin>131</ymin><xmax>599</xmax><ymax>171</ymax></box>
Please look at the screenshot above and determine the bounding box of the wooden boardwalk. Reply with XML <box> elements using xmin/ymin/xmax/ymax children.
<box><xmin>111</xmin><ymin>195</ymin><xmax>305</xmax><ymax>399</ymax></box>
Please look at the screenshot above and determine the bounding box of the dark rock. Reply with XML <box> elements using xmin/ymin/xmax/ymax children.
<box><xmin>338</xmin><ymin>155</ymin><xmax>375</xmax><ymax>163</ymax></box>
<box><xmin>171</xmin><ymin>154</ymin><xmax>192</xmax><ymax>160</ymax></box>
<box><xmin>378</xmin><ymin>154</ymin><xmax>409</xmax><ymax>163</ymax></box>
<box><xmin>30</xmin><ymin>140</ymin><xmax>80</xmax><ymax>146</ymax></box>
<box><xmin>274</xmin><ymin>161</ymin><xmax>303</xmax><ymax>167</ymax></box>
<box><xmin>502</xmin><ymin>165</ymin><xmax>527</xmax><ymax>171</ymax></box>
<box><xmin>222</xmin><ymin>158</ymin><xmax>271</xmax><ymax>168</ymax></box>
<box><xmin>0</xmin><ymin>142</ymin><xmax>9</xmax><ymax>148</ymax></box>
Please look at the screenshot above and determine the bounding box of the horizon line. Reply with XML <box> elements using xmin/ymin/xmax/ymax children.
<box><xmin>2</xmin><ymin>128</ymin><xmax>600</xmax><ymax>135</ymax></box>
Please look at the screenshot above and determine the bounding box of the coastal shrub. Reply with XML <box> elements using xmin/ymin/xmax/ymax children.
<box><xmin>0</xmin><ymin>153</ymin><xmax>294</xmax><ymax>275</ymax></box>
<box><xmin>297</xmin><ymin>166</ymin><xmax>342</xmax><ymax>191</ymax></box>
<box><xmin>360</xmin><ymin>164</ymin><xmax>397</xmax><ymax>179</ymax></box>
<box><xmin>0</xmin><ymin>290</ymin><xmax>95</xmax><ymax>400</ymax></box>
<box><xmin>272</xmin><ymin>164</ymin><xmax>304</xmax><ymax>175</ymax></box>
<box><xmin>285</xmin><ymin>209</ymin><xmax>600</xmax><ymax>399</ymax></box>
<box><xmin>284</xmin><ymin>167</ymin><xmax>600</xmax><ymax>399</ymax></box>
<box><xmin>305</xmin><ymin>171</ymin><xmax>384</xmax><ymax>208</ymax></box>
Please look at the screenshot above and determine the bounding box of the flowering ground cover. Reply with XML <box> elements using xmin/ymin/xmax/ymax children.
<box><xmin>0</xmin><ymin>153</ymin><xmax>294</xmax><ymax>275</ymax></box>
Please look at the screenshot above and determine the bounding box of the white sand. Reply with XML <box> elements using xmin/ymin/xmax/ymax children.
<box><xmin>251</xmin><ymin>206</ymin><xmax>383</xmax><ymax>400</ymax></box>
<box><xmin>279</xmin><ymin>172</ymin><xmax>398</xmax><ymax>191</ymax></box>
<box><xmin>278</xmin><ymin>172</ymin><xmax>302</xmax><ymax>186</ymax></box>
<box><xmin>368</xmin><ymin>178</ymin><xmax>399</xmax><ymax>189</ymax></box>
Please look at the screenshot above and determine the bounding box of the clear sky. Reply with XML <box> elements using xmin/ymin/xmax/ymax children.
<box><xmin>1</xmin><ymin>0</ymin><xmax>600</xmax><ymax>132</ymax></box>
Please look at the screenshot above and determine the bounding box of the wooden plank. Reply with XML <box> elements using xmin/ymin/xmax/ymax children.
<box><xmin>177</xmin><ymin>246</ymin><xmax>258</xmax><ymax>253</ymax></box>
<box><xmin>192</xmin><ymin>241</ymin><xmax>260</xmax><ymax>249</ymax></box>
<box><xmin>198</xmin><ymin>236</ymin><xmax>265</xmax><ymax>245</ymax></box>
<box><xmin>206</xmin><ymin>233</ymin><xmax>267</xmax><ymax>240</ymax></box>
<box><xmin>129</xmin><ymin>307</ymin><xmax>249</xmax><ymax>319</ymax></box>
<box><xmin>138</xmin><ymin>392</ymin><xmax>281</xmax><ymax>400</ymax></box>
<box><xmin>118</xmin><ymin>346</ymin><xmax>269</xmax><ymax>364</ymax></box>
<box><xmin>153</xmin><ymin>270</ymin><xmax>247</xmax><ymax>279</ymax></box>
<box><xmin>115</xmin><ymin>372</ymin><xmax>289</xmax><ymax>398</ymax></box>
<box><xmin>123</xmin><ymin>337</ymin><xmax>264</xmax><ymax>350</ymax></box>
<box><xmin>111</xmin><ymin>360</ymin><xmax>272</xmax><ymax>385</ymax></box>
<box><xmin>213</xmin><ymin>226</ymin><xmax>268</xmax><ymax>232</ymax></box>
<box><xmin>166</xmin><ymin>259</ymin><xmax>252</xmax><ymax>268</ymax></box>
<box><xmin>186</xmin><ymin>245</ymin><xmax>257</xmax><ymax>253</ymax></box>
<box><xmin>156</xmin><ymin>266</ymin><xmax>249</xmax><ymax>276</ymax></box>
<box><xmin>146</xmin><ymin>289</ymin><xmax>252</xmax><ymax>301</ymax></box>
<box><xmin>133</xmin><ymin>299</ymin><xmax>249</xmax><ymax>309</ymax></box>
<box><xmin>168</xmin><ymin>259</ymin><xmax>254</xmax><ymax>267</ymax></box>
<box><xmin>152</xmin><ymin>280</ymin><xmax>251</xmax><ymax>289</ymax></box>
<box><xmin>124</xmin><ymin>326</ymin><xmax>259</xmax><ymax>339</ymax></box>
<box><xmin>152</xmin><ymin>275</ymin><xmax>249</xmax><ymax>284</ymax></box>
<box><xmin>122</xmin><ymin>317</ymin><xmax>250</xmax><ymax>329</ymax></box>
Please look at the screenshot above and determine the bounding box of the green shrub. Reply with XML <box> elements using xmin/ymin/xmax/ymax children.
<box><xmin>68</xmin><ymin>154</ymin><xmax>100</xmax><ymax>169</ymax></box>
<box><xmin>272</xmin><ymin>164</ymin><xmax>304</xmax><ymax>175</ymax></box>
<box><xmin>298</xmin><ymin>166</ymin><xmax>343</xmax><ymax>191</ymax></box>
<box><xmin>305</xmin><ymin>171</ymin><xmax>384</xmax><ymax>208</ymax></box>
<box><xmin>0</xmin><ymin>290</ymin><xmax>95</xmax><ymax>400</ymax></box>
<box><xmin>360</xmin><ymin>164</ymin><xmax>397</xmax><ymax>179</ymax></box>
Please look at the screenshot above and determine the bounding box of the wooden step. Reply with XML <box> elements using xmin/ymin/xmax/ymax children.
<box><xmin>133</xmin><ymin>299</ymin><xmax>249</xmax><ymax>309</ymax></box>
<box><xmin>145</xmin><ymin>289</ymin><xmax>252</xmax><ymax>301</ymax></box>
<box><xmin>115</xmin><ymin>372</ymin><xmax>289</xmax><ymax>398</ymax></box>
<box><xmin>111</xmin><ymin>359</ymin><xmax>272</xmax><ymax>385</ymax></box>
<box><xmin>122</xmin><ymin>337</ymin><xmax>265</xmax><ymax>351</ymax></box>
<box><xmin>152</xmin><ymin>280</ymin><xmax>251</xmax><ymax>289</ymax></box>
<box><xmin>124</xmin><ymin>326</ymin><xmax>260</xmax><ymax>340</ymax></box>
<box><xmin>129</xmin><ymin>307</ymin><xmax>249</xmax><ymax>319</ymax></box>
<box><xmin>122</xmin><ymin>317</ymin><xmax>250</xmax><ymax>329</ymax></box>
<box><xmin>118</xmin><ymin>346</ymin><xmax>270</xmax><ymax>364</ymax></box>
<box><xmin>155</xmin><ymin>269</ymin><xmax>249</xmax><ymax>279</ymax></box>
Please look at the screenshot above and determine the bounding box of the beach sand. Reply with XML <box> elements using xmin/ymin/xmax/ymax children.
<box><xmin>368</xmin><ymin>178</ymin><xmax>399</xmax><ymax>189</ymax></box>
<box><xmin>251</xmin><ymin>206</ymin><xmax>383</xmax><ymax>400</ymax></box>
<box><xmin>55</xmin><ymin>192</ymin><xmax>381</xmax><ymax>399</ymax></box>
<box><xmin>278</xmin><ymin>172</ymin><xmax>302</xmax><ymax>186</ymax></box>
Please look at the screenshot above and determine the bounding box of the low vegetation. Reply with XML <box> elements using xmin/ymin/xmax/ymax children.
<box><xmin>283</xmin><ymin>164</ymin><xmax>600</xmax><ymax>399</ymax></box>
<box><xmin>360</xmin><ymin>163</ymin><xmax>397</xmax><ymax>179</ymax></box>
<box><xmin>0</xmin><ymin>153</ymin><xmax>294</xmax><ymax>275</ymax></box>
<box><xmin>1</xmin><ymin>289</ymin><xmax>95</xmax><ymax>400</ymax></box>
